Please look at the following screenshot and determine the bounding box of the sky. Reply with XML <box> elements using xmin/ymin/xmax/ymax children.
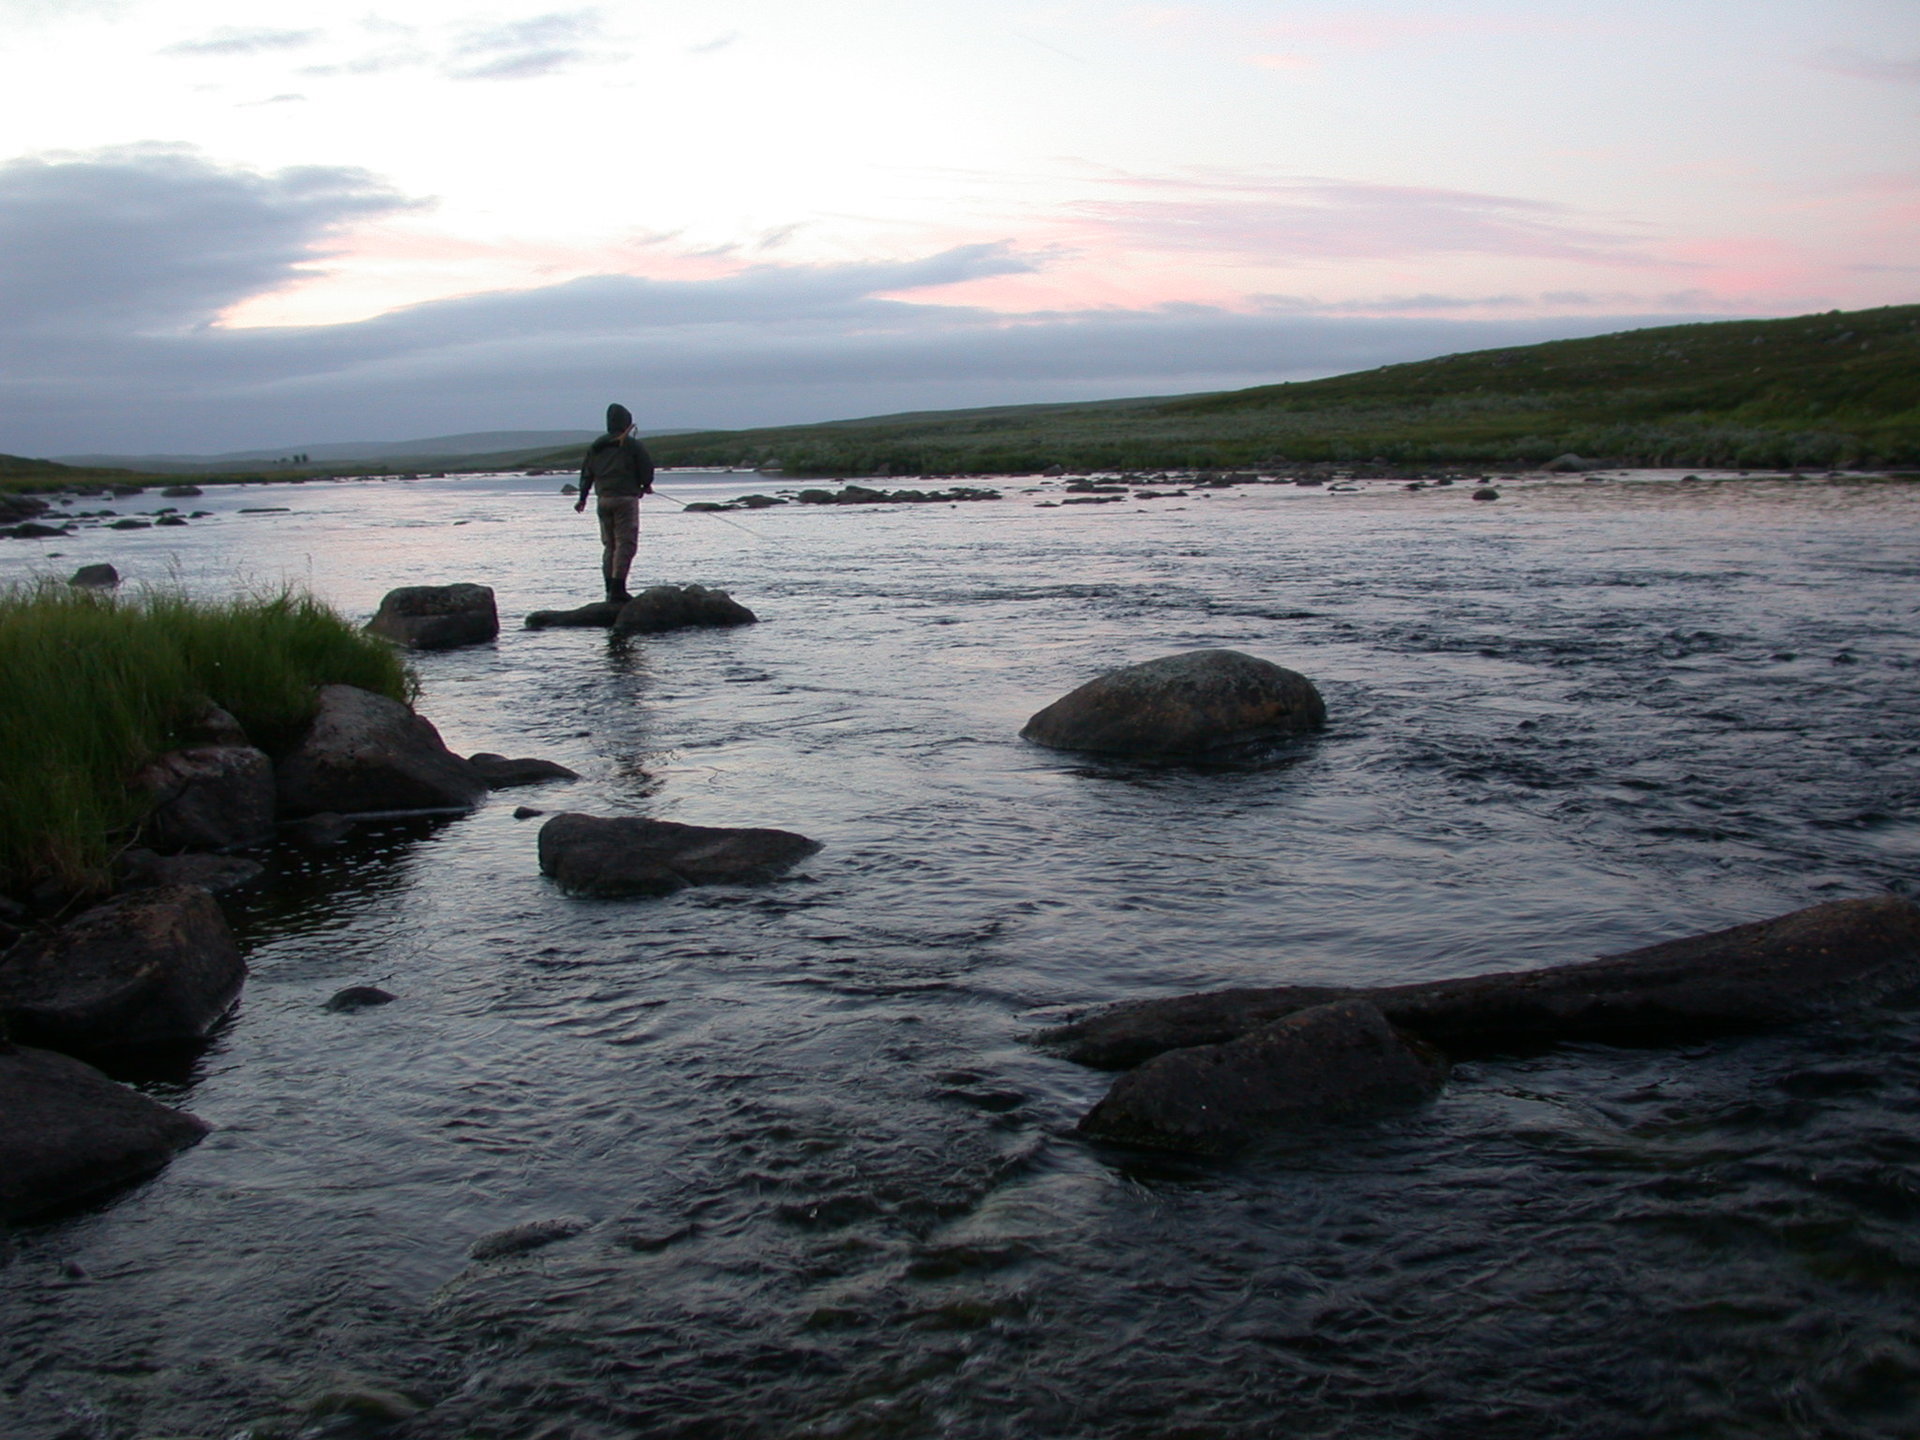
<box><xmin>1</xmin><ymin>0</ymin><xmax>1915</xmax><ymax>455</ymax></box>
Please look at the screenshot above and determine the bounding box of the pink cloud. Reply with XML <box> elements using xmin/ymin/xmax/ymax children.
<box><xmin>1812</xmin><ymin>48</ymin><xmax>1920</xmax><ymax>86</ymax></box>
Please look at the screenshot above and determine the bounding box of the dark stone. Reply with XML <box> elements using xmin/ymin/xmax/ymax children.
<box><xmin>524</xmin><ymin>600</ymin><xmax>625</xmax><ymax>629</ymax></box>
<box><xmin>1022</xmin><ymin>649</ymin><xmax>1326</xmax><ymax>759</ymax></box>
<box><xmin>467</xmin><ymin>753</ymin><xmax>580</xmax><ymax>789</ymax></box>
<box><xmin>512</xmin><ymin>806</ymin><xmax>544</xmax><ymax>820</ymax></box>
<box><xmin>611</xmin><ymin>584</ymin><xmax>757</xmax><ymax>636</ymax></box>
<box><xmin>538</xmin><ymin>812</ymin><xmax>820</xmax><ymax>897</ymax></box>
<box><xmin>180</xmin><ymin>702</ymin><xmax>250</xmax><ymax>747</ymax></box>
<box><xmin>155</xmin><ymin>515</ymin><xmax>188</xmax><ymax>527</ymax></box>
<box><xmin>119</xmin><ymin>849</ymin><xmax>264</xmax><ymax>895</ymax></box>
<box><xmin>1472</xmin><ymin>487</ymin><xmax>1501</xmax><ymax>501</ymax></box>
<box><xmin>1043</xmin><ymin>897</ymin><xmax>1920</xmax><ymax>1069</ymax></box>
<box><xmin>1079</xmin><ymin>999</ymin><xmax>1446</xmax><ymax>1154</ymax></box>
<box><xmin>7</xmin><ymin>521</ymin><xmax>70</xmax><ymax>538</ymax></box>
<box><xmin>0</xmin><ymin>886</ymin><xmax>245</xmax><ymax>1051</ymax></box>
<box><xmin>159</xmin><ymin>484</ymin><xmax>203</xmax><ymax>497</ymax></box>
<box><xmin>0</xmin><ymin>493</ymin><xmax>50</xmax><ymax>524</ymax></box>
<box><xmin>110</xmin><ymin>484</ymin><xmax>145</xmax><ymax>497</ymax></box>
<box><xmin>68</xmin><ymin>562</ymin><xmax>119</xmax><ymax>588</ymax></box>
<box><xmin>0</xmin><ymin>1044</ymin><xmax>209</xmax><ymax>1220</ymax></box>
<box><xmin>325</xmin><ymin>985</ymin><xmax>395</xmax><ymax>1013</ymax></box>
<box><xmin>135</xmin><ymin>745</ymin><xmax>276</xmax><ymax>851</ymax></box>
<box><xmin>108</xmin><ymin>518</ymin><xmax>151</xmax><ymax>530</ymax></box>
<box><xmin>1542</xmin><ymin>453</ymin><xmax>1587</xmax><ymax>473</ymax></box>
<box><xmin>290</xmin><ymin>812</ymin><xmax>355</xmax><ymax>847</ymax></box>
<box><xmin>276</xmin><ymin>685</ymin><xmax>487</xmax><ymax>816</ymax></box>
<box><xmin>468</xmin><ymin>1215</ymin><xmax>591</xmax><ymax>1259</ymax></box>
<box><xmin>366</xmin><ymin>583</ymin><xmax>499</xmax><ymax>651</ymax></box>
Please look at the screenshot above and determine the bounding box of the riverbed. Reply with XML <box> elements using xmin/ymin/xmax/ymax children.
<box><xmin>4</xmin><ymin>471</ymin><xmax>1919</xmax><ymax>1438</ymax></box>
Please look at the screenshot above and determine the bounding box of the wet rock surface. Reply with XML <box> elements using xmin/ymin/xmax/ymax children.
<box><xmin>366</xmin><ymin>583</ymin><xmax>499</xmax><ymax>651</ymax></box>
<box><xmin>611</xmin><ymin>584</ymin><xmax>757</xmax><ymax>636</ymax></box>
<box><xmin>1021</xmin><ymin>648</ymin><xmax>1326</xmax><ymax>759</ymax></box>
<box><xmin>275</xmin><ymin>685</ymin><xmax>487</xmax><ymax>816</ymax></box>
<box><xmin>538</xmin><ymin>812</ymin><xmax>820</xmax><ymax>897</ymax></box>
<box><xmin>468</xmin><ymin>1215</ymin><xmax>592</xmax><ymax>1259</ymax></box>
<box><xmin>524</xmin><ymin>599</ymin><xmax>625</xmax><ymax>628</ymax></box>
<box><xmin>1044</xmin><ymin>896</ymin><xmax>1920</xmax><ymax>1069</ymax></box>
<box><xmin>325</xmin><ymin>985</ymin><xmax>396</xmax><ymax>1013</ymax></box>
<box><xmin>467</xmin><ymin>753</ymin><xmax>580</xmax><ymax>789</ymax></box>
<box><xmin>0</xmin><ymin>886</ymin><xmax>245</xmax><ymax>1051</ymax></box>
<box><xmin>135</xmin><ymin>745</ymin><xmax>276</xmax><ymax>851</ymax></box>
<box><xmin>118</xmin><ymin>850</ymin><xmax>265</xmax><ymax>895</ymax></box>
<box><xmin>0</xmin><ymin>1044</ymin><xmax>209</xmax><ymax>1221</ymax></box>
<box><xmin>67</xmin><ymin>562</ymin><xmax>118</xmax><ymax>587</ymax></box>
<box><xmin>1078</xmin><ymin>999</ymin><xmax>1447</xmax><ymax>1154</ymax></box>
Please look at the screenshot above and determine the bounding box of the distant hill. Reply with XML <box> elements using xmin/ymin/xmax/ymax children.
<box><xmin>0</xmin><ymin>453</ymin><xmax>153</xmax><ymax>489</ymax></box>
<box><xmin>628</xmin><ymin>303</ymin><xmax>1920</xmax><ymax>476</ymax></box>
<box><xmin>53</xmin><ymin>429</ymin><xmax>603</xmax><ymax>474</ymax></box>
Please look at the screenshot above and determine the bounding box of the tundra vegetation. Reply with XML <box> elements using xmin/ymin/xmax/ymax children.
<box><xmin>0</xmin><ymin>585</ymin><xmax>413</xmax><ymax>896</ymax></box>
<box><xmin>629</xmin><ymin>303</ymin><xmax>1920</xmax><ymax>478</ymax></box>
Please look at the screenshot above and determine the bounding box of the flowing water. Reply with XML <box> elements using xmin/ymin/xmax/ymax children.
<box><xmin>3</xmin><ymin>471</ymin><xmax>1920</xmax><ymax>1439</ymax></box>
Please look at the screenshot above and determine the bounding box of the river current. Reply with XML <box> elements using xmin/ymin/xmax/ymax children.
<box><xmin>3</xmin><ymin>471</ymin><xmax>1920</xmax><ymax>1439</ymax></box>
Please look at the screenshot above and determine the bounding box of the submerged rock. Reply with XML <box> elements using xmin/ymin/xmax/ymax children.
<box><xmin>325</xmin><ymin>985</ymin><xmax>396</xmax><ymax>1013</ymax></box>
<box><xmin>467</xmin><ymin>753</ymin><xmax>580</xmax><ymax>789</ymax></box>
<box><xmin>118</xmin><ymin>849</ymin><xmax>264</xmax><ymax>895</ymax></box>
<box><xmin>67</xmin><ymin>562</ymin><xmax>118</xmax><ymax>588</ymax></box>
<box><xmin>1079</xmin><ymin>999</ymin><xmax>1446</xmax><ymax>1154</ymax></box>
<box><xmin>366</xmin><ymin>582</ymin><xmax>499</xmax><ymax>651</ymax></box>
<box><xmin>0</xmin><ymin>1044</ymin><xmax>209</xmax><ymax>1220</ymax></box>
<box><xmin>611</xmin><ymin>584</ymin><xmax>757</xmax><ymax>636</ymax></box>
<box><xmin>538</xmin><ymin>812</ymin><xmax>820</xmax><ymax>897</ymax></box>
<box><xmin>276</xmin><ymin>685</ymin><xmax>487</xmax><ymax>816</ymax></box>
<box><xmin>0</xmin><ymin>886</ymin><xmax>245</xmax><ymax>1051</ymax></box>
<box><xmin>1022</xmin><ymin>649</ymin><xmax>1325</xmax><ymax>759</ymax></box>
<box><xmin>468</xmin><ymin>1215</ymin><xmax>592</xmax><ymax>1259</ymax></box>
<box><xmin>135</xmin><ymin>744</ymin><xmax>276</xmax><ymax>851</ymax></box>
<box><xmin>524</xmin><ymin>599</ymin><xmax>625</xmax><ymax>628</ymax></box>
<box><xmin>1044</xmin><ymin>896</ymin><xmax>1920</xmax><ymax>1070</ymax></box>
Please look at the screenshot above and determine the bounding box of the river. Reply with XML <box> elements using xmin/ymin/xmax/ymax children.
<box><xmin>3</xmin><ymin>470</ymin><xmax>1919</xmax><ymax>1438</ymax></box>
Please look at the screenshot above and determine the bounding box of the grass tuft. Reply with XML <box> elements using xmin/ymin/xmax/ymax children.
<box><xmin>0</xmin><ymin>583</ymin><xmax>414</xmax><ymax>897</ymax></box>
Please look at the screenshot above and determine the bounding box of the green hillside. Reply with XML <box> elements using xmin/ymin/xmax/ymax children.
<box><xmin>636</xmin><ymin>303</ymin><xmax>1920</xmax><ymax>476</ymax></box>
<box><xmin>0</xmin><ymin>453</ymin><xmax>159</xmax><ymax>494</ymax></box>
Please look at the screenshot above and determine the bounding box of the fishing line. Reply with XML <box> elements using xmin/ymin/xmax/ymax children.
<box><xmin>646</xmin><ymin>484</ymin><xmax>782</xmax><ymax>544</ymax></box>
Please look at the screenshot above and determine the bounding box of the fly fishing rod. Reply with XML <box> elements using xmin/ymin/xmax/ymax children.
<box><xmin>646</xmin><ymin>483</ymin><xmax>780</xmax><ymax>544</ymax></box>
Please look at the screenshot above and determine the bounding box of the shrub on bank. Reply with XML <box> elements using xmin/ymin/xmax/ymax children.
<box><xmin>0</xmin><ymin>584</ymin><xmax>414</xmax><ymax>897</ymax></box>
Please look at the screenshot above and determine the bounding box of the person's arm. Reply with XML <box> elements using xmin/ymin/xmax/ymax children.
<box><xmin>574</xmin><ymin>452</ymin><xmax>595</xmax><ymax>512</ymax></box>
<box><xmin>631</xmin><ymin>438</ymin><xmax>655</xmax><ymax>495</ymax></box>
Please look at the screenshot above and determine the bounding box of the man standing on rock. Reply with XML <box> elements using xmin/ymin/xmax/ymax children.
<box><xmin>574</xmin><ymin>403</ymin><xmax>654</xmax><ymax>603</ymax></box>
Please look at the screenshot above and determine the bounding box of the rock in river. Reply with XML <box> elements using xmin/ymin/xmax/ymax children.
<box><xmin>135</xmin><ymin>744</ymin><xmax>276</xmax><ymax>851</ymax></box>
<box><xmin>468</xmin><ymin>753</ymin><xmax>580</xmax><ymax>789</ymax></box>
<box><xmin>1078</xmin><ymin>999</ymin><xmax>1446</xmax><ymax>1155</ymax></box>
<box><xmin>538</xmin><ymin>812</ymin><xmax>820</xmax><ymax>897</ymax></box>
<box><xmin>524</xmin><ymin>600</ymin><xmax>625</xmax><ymax>629</ymax></box>
<box><xmin>0</xmin><ymin>885</ymin><xmax>245</xmax><ymax>1051</ymax></box>
<box><xmin>0</xmin><ymin>1044</ymin><xmax>209</xmax><ymax>1220</ymax></box>
<box><xmin>1022</xmin><ymin>649</ymin><xmax>1325</xmax><ymax>759</ymax></box>
<box><xmin>1043</xmin><ymin>896</ymin><xmax>1920</xmax><ymax>1069</ymax></box>
<box><xmin>611</xmin><ymin>584</ymin><xmax>756</xmax><ymax>636</ymax></box>
<box><xmin>276</xmin><ymin>684</ymin><xmax>487</xmax><ymax>816</ymax></box>
<box><xmin>68</xmin><ymin>562</ymin><xmax>119</xmax><ymax>588</ymax></box>
<box><xmin>366</xmin><ymin>583</ymin><xmax>499</xmax><ymax>650</ymax></box>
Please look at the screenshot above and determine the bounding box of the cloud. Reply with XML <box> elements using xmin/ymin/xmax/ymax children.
<box><xmin>0</xmin><ymin>146</ymin><xmax>415</xmax><ymax>336</ymax></box>
<box><xmin>447</xmin><ymin>9</ymin><xmax>611</xmax><ymax>81</ymax></box>
<box><xmin>689</xmin><ymin>31</ymin><xmax>740</xmax><ymax>55</ymax></box>
<box><xmin>0</xmin><ymin>147</ymin><xmax>1713</xmax><ymax>454</ymax></box>
<box><xmin>1067</xmin><ymin>175</ymin><xmax>1652</xmax><ymax>265</ymax></box>
<box><xmin>161</xmin><ymin>27</ymin><xmax>322</xmax><ymax>58</ymax></box>
<box><xmin>1813</xmin><ymin>48</ymin><xmax>1920</xmax><ymax>86</ymax></box>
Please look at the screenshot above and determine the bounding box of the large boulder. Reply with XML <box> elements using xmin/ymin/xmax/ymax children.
<box><xmin>0</xmin><ymin>1044</ymin><xmax>209</xmax><ymax>1220</ymax></box>
<box><xmin>366</xmin><ymin>583</ymin><xmax>499</xmax><ymax>650</ymax></box>
<box><xmin>0</xmin><ymin>886</ymin><xmax>245</xmax><ymax>1051</ymax></box>
<box><xmin>1022</xmin><ymin>649</ymin><xmax>1325</xmax><ymax>759</ymax></box>
<box><xmin>525</xmin><ymin>600</ymin><xmax>625</xmax><ymax>629</ymax></box>
<box><xmin>275</xmin><ymin>684</ymin><xmax>487</xmax><ymax>815</ymax></box>
<box><xmin>69</xmin><ymin>562</ymin><xmax>119</xmax><ymax>588</ymax></box>
<box><xmin>135</xmin><ymin>745</ymin><xmax>276</xmax><ymax>851</ymax></box>
<box><xmin>611</xmin><ymin>584</ymin><xmax>756</xmax><ymax>636</ymax></box>
<box><xmin>1079</xmin><ymin>999</ymin><xmax>1446</xmax><ymax>1155</ymax></box>
<box><xmin>0</xmin><ymin>493</ymin><xmax>50</xmax><ymax>524</ymax></box>
<box><xmin>538</xmin><ymin>812</ymin><xmax>819</xmax><ymax>897</ymax></box>
<box><xmin>1044</xmin><ymin>896</ymin><xmax>1920</xmax><ymax>1069</ymax></box>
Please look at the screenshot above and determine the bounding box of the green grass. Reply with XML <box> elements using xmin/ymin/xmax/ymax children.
<box><xmin>620</xmin><ymin>302</ymin><xmax>1920</xmax><ymax>476</ymax></box>
<box><xmin>0</xmin><ymin>585</ymin><xmax>415</xmax><ymax>897</ymax></box>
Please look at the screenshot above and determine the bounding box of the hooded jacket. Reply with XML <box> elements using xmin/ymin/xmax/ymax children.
<box><xmin>580</xmin><ymin>432</ymin><xmax>655</xmax><ymax>500</ymax></box>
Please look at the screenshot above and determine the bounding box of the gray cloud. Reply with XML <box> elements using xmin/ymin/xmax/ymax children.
<box><xmin>1813</xmin><ymin>49</ymin><xmax>1920</xmax><ymax>85</ymax></box>
<box><xmin>448</xmin><ymin>9</ymin><xmax>611</xmax><ymax>80</ymax></box>
<box><xmin>161</xmin><ymin>28</ymin><xmax>322</xmax><ymax>58</ymax></box>
<box><xmin>0</xmin><ymin>149</ymin><xmax>1709</xmax><ymax>455</ymax></box>
<box><xmin>0</xmin><ymin>146</ymin><xmax>415</xmax><ymax>336</ymax></box>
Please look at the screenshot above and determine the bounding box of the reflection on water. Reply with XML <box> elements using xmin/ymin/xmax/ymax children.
<box><xmin>4</xmin><ymin>473</ymin><xmax>1920</xmax><ymax>1438</ymax></box>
